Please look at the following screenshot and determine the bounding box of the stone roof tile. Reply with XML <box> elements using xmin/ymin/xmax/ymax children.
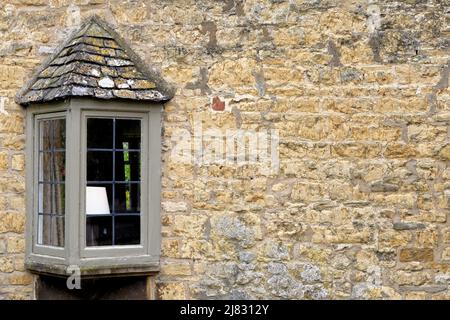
<box><xmin>16</xmin><ymin>15</ymin><xmax>173</xmax><ymax>106</ymax></box>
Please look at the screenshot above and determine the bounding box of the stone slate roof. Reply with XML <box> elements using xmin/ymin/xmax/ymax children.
<box><xmin>16</xmin><ymin>15</ymin><xmax>173</xmax><ymax>106</ymax></box>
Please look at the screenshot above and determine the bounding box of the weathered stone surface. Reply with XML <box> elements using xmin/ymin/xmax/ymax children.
<box><xmin>162</xmin><ymin>202</ymin><xmax>187</xmax><ymax>213</ymax></box>
<box><xmin>157</xmin><ymin>282</ymin><xmax>186</xmax><ymax>300</ymax></box>
<box><xmin>6</xmin><ymin>236</ymin><xmax>25</xmax><ymax>253</ymax></box>
<box><xmin>0</xmin><ymin>212</ymin><xmax>25</xmax><ymax>234</ymax></box>
<box><xmin>399</xmin><ymin>248</ymin><xmax>434</xmax><ymax>262</ymax></box>
<box><xmin>161</xmin><ymin>239</ymin><xmax>179</xmax><ymax>258</ymax></box>
<box><xmin>0</xmin><ymin>257</ymin><xmax>14</xmax><ymax>273</ymax></box>
<box><xmin>0</xmin><ymin>152</ymin><xmax>8</xmax><ymax>170</ymax></box>
<box><xmin>405</xmin><ymin>292</ymin><xmax>428</xmax><ymax>300</ymax></box>
<box><xmin>0</xmin><ymin>238</ymin><xmax>6</xmax><ymax>254</ymax></box>
<box><xmin>7</xmin><ymin>272</ymin><xmax>33</xmax><ymax>286</ymax></box>
<box><xmin>393</xmin><ymin>222</ymin><xmax>426</xmax><ymax>231</ymax></box>
<box><xmin>443</xmin><ymin>228</ymin><xmax>450</xmax><ymax>244</ymax></box>
<box><xmin>160</xmin><ymin>262</ymin><xmax>192</xmax><ymax>277</ymax></box>
<box><xmin>395</xmin><ymin>271</ymin><xmax>431</xmax><ymax>286</ymax></box>
<box><xmin>442</xmin><ymin>248</ymin><xmax>450</xmax><ymax>261</ymax></box>
<box><xmin>11</xmin><ymin>154</ymin><xmax>24</xmax><ymax>171</ymax></box>
<box><xmin>2</xmin><ymin>0</ymin><xmax>450</xmax><ymax>300</ymax></box>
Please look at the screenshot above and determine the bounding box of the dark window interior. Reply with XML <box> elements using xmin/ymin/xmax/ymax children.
<box><xmin>86</xmin><ymin>118</ymin><xmax>141</xmax><ymax>246</ymax></box>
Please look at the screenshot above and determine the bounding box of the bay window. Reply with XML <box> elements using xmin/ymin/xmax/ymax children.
<box><xmin>24</xmin><ymin>99</ymin><xmax>162</xmax><ymax>276</ymax></box>
<box><xmin>16</xmin><ymin>15</ymin><xmax>172</xmax><ymax>278</ymax></box>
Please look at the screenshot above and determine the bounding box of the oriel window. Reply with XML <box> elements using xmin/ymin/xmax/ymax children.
<box><xmin>16</xmin><ymin>15</ymin><xmax>172</xmax><ymax>277</ymax></box>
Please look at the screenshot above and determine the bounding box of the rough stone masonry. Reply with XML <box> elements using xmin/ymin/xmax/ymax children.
<box><xmin>0</xmin><ymin>0</ymin><xmax>449</xmax><ymax>299</ymax></box>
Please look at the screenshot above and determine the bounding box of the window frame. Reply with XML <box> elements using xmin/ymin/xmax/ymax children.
<box><xmin>32</xmin><ymin>111</ymin><xmax>67</xmax><ymax>258</ymax></box>
<box><xmin>25</xmin><ymin>98</ymin><xmax>162</xmax><ymax>276</ymax></box>
<box><xmin>80</xmin><ymin>110</ymin><xmax>148</xmax><ymax>258</ymax></box>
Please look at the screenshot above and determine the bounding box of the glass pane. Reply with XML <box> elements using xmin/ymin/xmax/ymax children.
<box><xmin>86</xmin><ymin>184</ymin><xmax>113</xmax><ymax>215</ymax></box>
<box><xmin>38</xmin><ymin>183</ymin><xmax>52</xmax><ymax>214</ymax></box>
<box><xmin>115</xmin><ymin>216</ymin><xmax>140</xmax><ymax>245</ymax></box>
<box><xmin>86</xmin><ymin>216</ymin><xmax>112</xmax><ymax>246</ymax></box>
<box><xmin>87</xmin><ymin>118</ymin><xmax>113</xmax><ymax>149</ymax></box>
<box><xmin>37</xmin><ymin>117</ymin><xmax>65</xmax><ymax>248</ymax></box>
<box><xmin>38</xmin><ymin>183</ymin><xmax>65</xmax><ymax>214</ymax></box>
<box><xmin>87</xmin><ymin>151</ymin><xmax>113</xmax><ymax>181</ymax></box>
<box><xmin>37</xmin><ymin>214</ymin><xmax>65</xmax><ymax>246</ymax></box>
<box><xmin>116</xmin><ymin>119</ymin><xmax>141</xmax><ymax>150</ymax></box>
<box><xmin>114</xmin><ymin>151</ymin><xmax>140</xmax><ymax>182</ymax></box>
<box><xmin>86</xmin><ymin>117</ymin><xmax>142</xmax><ymax>246</ymax></box>
<box><xmin>53</xmin><ymin>184</ymin><xmax>65</xmax><ymax>214</ymax></box>
<box><xmin>51</xmin><ymin>216</ymin><xmax>65</xmax><ymax>247</ymax></box>
<box><xmin>39</xmin><ymin>118</ymin><xmax>66</xmax><ymax>150</ymax></box>
<box><xmin>39</xmin><ymin>151</ymin><xmax>65</xmax><ymax>182</ymax></box>
<box><xmin>115</xmin><ymin>183</ymin><xmax>140</xmax><ymax>213</ymax></box>
<box><xmin>37</xmin><ymin>214</ymin><xmax>51</xmax><ymax>245</ymax></box>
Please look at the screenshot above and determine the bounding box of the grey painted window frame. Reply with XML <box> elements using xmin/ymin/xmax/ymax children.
<box><xmin>81</xmin><ymin>110</ymin><xmax>148</xmax><ymax>258</ymax></box>
<box><xmin>33</xmin><ymin>111</ymin><xmax>67</xmax><ymax>258</ymax></box>
<box><xmin>25</xmin><ymin>98</ymin><xmax>162</xmax><ymax>277</ymax></box>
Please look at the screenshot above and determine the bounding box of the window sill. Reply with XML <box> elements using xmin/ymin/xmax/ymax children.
<box><xmin>26</xmin><ymin>256</ymin><xmax>160</xmax><ymax>278</ymax></box>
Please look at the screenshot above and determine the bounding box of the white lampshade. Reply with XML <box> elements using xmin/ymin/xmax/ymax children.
<box><xmin>86</xmin><ymin>186</ymin><xmax>110</xmax><ymax>215</ymax></box>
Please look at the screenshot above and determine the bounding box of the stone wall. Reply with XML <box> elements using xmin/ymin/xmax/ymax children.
<box><xmin>0</xmin><ymin>0</ymin><xmax>449</xmax><ymax>299</ymax></box>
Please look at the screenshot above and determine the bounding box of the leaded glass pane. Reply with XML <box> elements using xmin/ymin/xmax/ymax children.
<box><xmin>86</xmin><ymin>118</ymin><xmax>141</xmax><ymax>246</ymax></box>
<box><xmin>37</xmin><ymin>118</ymin><xmax>66</xmax><ymax>247</ymax></box>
